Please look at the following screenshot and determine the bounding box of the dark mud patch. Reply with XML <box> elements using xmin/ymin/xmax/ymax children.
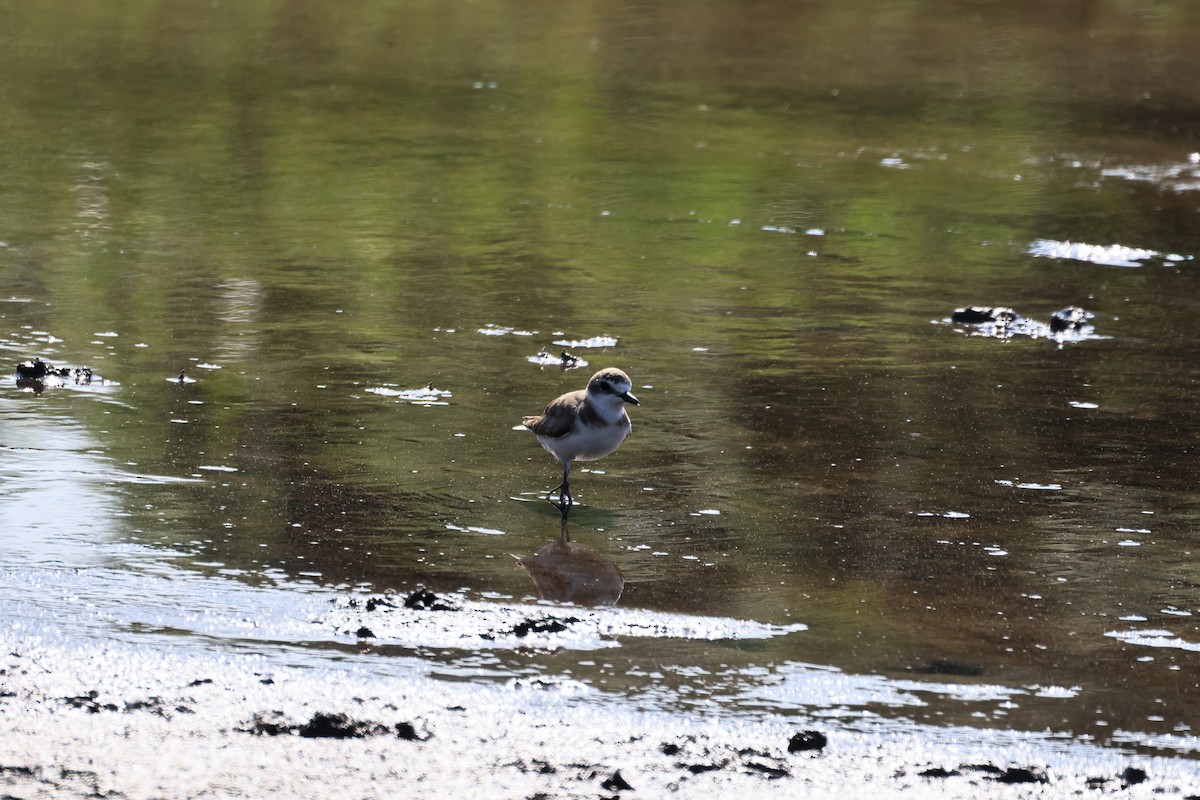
<box><xmin>58</xmin><ymin>689</ymin><xmax>195</xmax><ymax>718</ymax></box>
<box><xmin>507</xmin><ymin>616</ymin><xmax>580</xmax><ymax>638</ymax></box>
<box><xmin>600</xmin><ymin>769</ymin><xmax>634</xmax><ymax>791</ymax></box>
<box><xmin>402</xmin><ymin>588</ymin><xmax>457</xmax><ymax>611</ymax></box>
<box><xmin>240</xmin><ymin>711</ymin><xmax>425</xmax><ymax>740</ymax></box>
<box><xmin>787</xmin><ymin>730</ymin><xmax>827</xmax><ymax>752</ymax></box>
<box><xmin>914</xmin><ymin>762</ymin><xmax>1167</xmax><ymax>789</ymax></box>
<box><xmin>345</xmin><ymin>588</ymin><xmax>458</xmax><ymax>613</ymax></box>
<box><xmin>59</xmin><ymin>691</ymin><xmax>119</xmax><ymax>713</ymax></box>
<box><xmin>743</xmin><ymin>759</ymin><xmax>790</xmax><ymax>779</ymax></box>
<box><xmin>1085</xmin><ymin>767</ymin><xmax>1150</xmax><ymax>790</ymax></box>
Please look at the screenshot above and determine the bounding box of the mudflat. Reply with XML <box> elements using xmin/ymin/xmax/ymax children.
<box><xmin>3</xmin><ymin>609</ymin><xmax>1195</xmax><ymax>800</ymax></box>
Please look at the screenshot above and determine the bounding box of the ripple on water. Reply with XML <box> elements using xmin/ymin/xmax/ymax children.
<box><xmin>1028</xmin><ymin>238</ymin><xmax>1190</xmax><ymax>267</ymax></box>
<box><xmin>550</xmin><ymin>334</ymin><xmax>618</xmax><ymax>349</ymax></box>
<box><xmin>1104</xmin><ymin>629</ymin><xmax>1200</xmax><ymax>652</ymax></box>
<box><xmin>365</xmin><ymin>385</ymin><xmax>452</xmax><ymax>405</ymax></box>
<box><xmin>1099</xmin><ymin>153</ymin><xmax>1200</xmax><ymax>193</ymax></box>
<box><xmin>444</xmin><ymin>522</ymin><xmax>506</xmax><ymax>536</ymax></box>
<box><xmin>736</xmin><ymin>660</ymin><xmax>1028</xmax><ymax>715</ymax></box>
<box><xmin>995</xmin><ymin>480</ymin><xmax>1063</xmax><ymax>490</ymax></box>
<box><xmin>476</xmin><ymin>324</ymin><xmax>538</xmax><ymax>337</ymax></box>
<box><xmin>526</xmin><ymin>350</ymin><xmax>588</xmax><ymax>369</ymax></box>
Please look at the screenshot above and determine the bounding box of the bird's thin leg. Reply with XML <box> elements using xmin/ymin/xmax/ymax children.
<box><xmin>547</xmin><ymin>460</ymin><xmax>574</xmax><ymax>517</ymax></box>
<box><xmin>560</xmin><ymin>461</ymin><xmax>573</xmax><ymax>508</ymax></box>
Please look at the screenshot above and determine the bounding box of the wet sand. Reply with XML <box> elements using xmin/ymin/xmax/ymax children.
<box><xmin>3</xmin><ymin>623</ymin><xmax>1196</xmax><ymax>800</ymax></box>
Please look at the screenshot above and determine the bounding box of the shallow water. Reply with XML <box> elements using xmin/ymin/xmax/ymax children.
<box><xmin>2</xmin><ymin>0</ymin><xmax>1199</xmax><ymax>763</ymax></box>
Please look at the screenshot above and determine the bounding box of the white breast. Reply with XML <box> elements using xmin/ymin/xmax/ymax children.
<box><xmin>537</xmin><ymin>414</ymin><xmax>631</xmax><ymax>463</ymax></box>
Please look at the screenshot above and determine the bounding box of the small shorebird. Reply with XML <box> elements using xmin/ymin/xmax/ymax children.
<box><xmin>521</xmin><ymin>367</ymin><xmax>639</xmax><ymax>511</ymax></box>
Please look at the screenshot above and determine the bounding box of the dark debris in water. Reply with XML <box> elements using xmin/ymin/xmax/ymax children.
<box><xmin>947</xmin><ymin>305</ymin><xmax>1099</xmax><ymax>342</ymax></box>
<box><xmin>528</xmin><ymin>349</ymin><xmax>589</xmax><ymax>370</ymax></box>
<box><xmin>13</xmin><ymin>357</ymin><xmax>107</xmax><ymax>393</ymax></box>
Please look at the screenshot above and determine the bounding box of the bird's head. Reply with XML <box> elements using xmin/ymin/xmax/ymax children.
<box><xmin>587</xmin><ymin>368</ymin><xmax>639</xmax><ymax>406</ymax></box>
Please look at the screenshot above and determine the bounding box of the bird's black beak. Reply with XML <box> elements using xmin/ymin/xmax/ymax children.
<box><xmin>620</xmin><ymin>390</ymin><xmax>640</xmax><ymax>406</ymax></box>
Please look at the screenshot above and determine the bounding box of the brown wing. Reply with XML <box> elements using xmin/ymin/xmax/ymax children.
<box><xmin>522</xmin><ymin>390</ymin><xmax>585</xmax><ymax>438</ymax></box>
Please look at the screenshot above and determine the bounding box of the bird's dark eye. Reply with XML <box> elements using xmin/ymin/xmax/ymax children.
<box><xmin>599</xmin><ymin>381</ymin><xmax>611</xmax><ymax>392</ymax></box>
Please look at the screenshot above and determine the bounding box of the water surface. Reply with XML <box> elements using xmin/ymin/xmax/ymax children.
<box><xmin>2</xmin><ymin>0</ymin><xmax>1199</xmax><ymax>762</ymax></box>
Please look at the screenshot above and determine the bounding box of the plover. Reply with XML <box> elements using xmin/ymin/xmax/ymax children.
<box><xmin>521</xmin><ymin>367</ymin><xmax>639</xmax><ymax>511</ymax></box>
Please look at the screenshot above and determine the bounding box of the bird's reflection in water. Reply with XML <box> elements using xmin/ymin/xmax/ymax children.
<box><xmin>515</xmin><ymin>517</ymin><xmax>624</xmax><ymax>606</ymax></box>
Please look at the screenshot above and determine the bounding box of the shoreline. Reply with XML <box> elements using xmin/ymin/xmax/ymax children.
<box><xmin>3</xmin><ymin>624</ymin><xmax>1196</xmax><ymax>799</ymax></box>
